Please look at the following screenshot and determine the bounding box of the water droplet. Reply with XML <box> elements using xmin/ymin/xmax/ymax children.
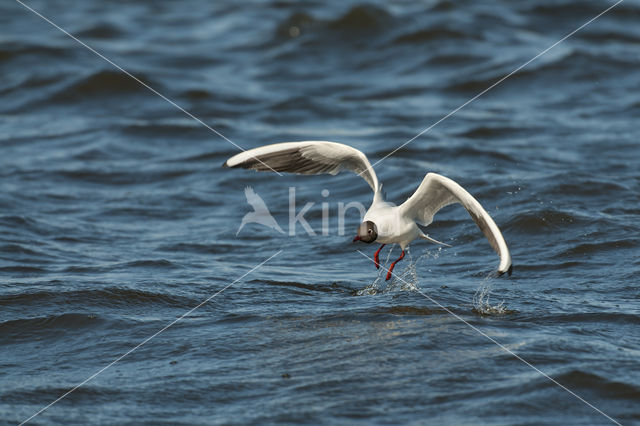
<box><xmin>289</xmin><ymin>26</ymin><xmax>300</xmax><ymax>38</ymax></box>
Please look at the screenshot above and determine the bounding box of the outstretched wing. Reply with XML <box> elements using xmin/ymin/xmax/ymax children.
<box><xmin>400</xmin><ymin>173</ymin><xmax>512</xmax><ymax>275</ymax></box>
<box><xmin>224</xmin><ymin>141</ymin><xmax>379</xmax><ymax>193</ymax></box>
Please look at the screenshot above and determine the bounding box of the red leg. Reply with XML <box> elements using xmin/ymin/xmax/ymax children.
<box><xmin>373</xmin><ymin>244</ymin><xmax>386</xmax><ymax>269</ymax></box>
<box><xmin>386</xmin><ymin>250</ymin><xmax>405</xmax><ymax>281</ymax></box>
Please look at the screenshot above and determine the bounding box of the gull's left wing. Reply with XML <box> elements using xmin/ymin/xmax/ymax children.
<box><xmin>400</xmin><ymin>173</ymin><xmax>512</xmax><ymax>275</ymax></box>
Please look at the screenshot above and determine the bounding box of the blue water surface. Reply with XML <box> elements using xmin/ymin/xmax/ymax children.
<box><xmin>1</xmin><ymin>1</ymin><xmax>639</xmax><ymax>424</ymax></box>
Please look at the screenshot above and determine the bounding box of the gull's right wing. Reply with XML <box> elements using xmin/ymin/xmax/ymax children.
<box><xmin>400</xmin><ymin>173</ymin><xmax>512</xmax><ymax>275</ymax></box>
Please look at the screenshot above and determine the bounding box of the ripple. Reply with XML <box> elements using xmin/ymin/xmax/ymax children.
<box><xmin>272</xmin><ymin>4</ymin><xmax>394</xmax><ymax>45</ymax></box>
<box><xmin>53</xmin><ymin>168</ymin><xmax>192</xmax><ymax>186</ymax></box>
<box><xmin>62</xmin><ymin>259</ymin><xmax>180</xmax><ymax>273</ymax></box>
<box><xmin>5</xmin><ymin>385</ymin><xmax>124</xmax><ymax>405</ymax></box>
<box><xmin>254</xmin><ymin>279</ymin><xmax>349</xmax><ymax>294</ymax></box>
<box><xmin>0</xmin><ymin>265</ymin><xmax>48</xmax><ymax>274</ymax></box>
<box><xmin>374</xmin><ymin>305</ymin><xmax>442</xmax><ymax>316</ymax></box>
<box><xmin>559</xmin><ymin>239</ymin><xmax>638</xmax><ymax>258</ymax></box>
<box><xmin>0</xmin><ymin>313</ymin><xmax>105</xmax><ymax>340</ymax></box>
<box><xmin>275</xmin><ymin>12</ymin><xmax>318</xmax><ymax>39</ymax></box>
<box><xmin>75</xmin><ymin>23</ymin><xmax>126</xmax><ymax>39</ymax></box>
<box><xmin>554</xmin><ymin>370</ymin><xmax>640</xmax><ymax>400</ymax></box>
<box><xmin>393</xmin><ymin>27</ymin><xmax>471</xmax><ymax>44</ymax></box>
<box><xmin>155</xmin><ymin>242</ymin><xmax>236</xmax><ymax>255</ymax></box>
<box><xmin>578</xmin><ymin>29</ymin><xmax>640</xmax><ymax>44</ymax></box>
<box><xmin>547</xmin><ymin>179</ymin><xmax>630</xmax><ymax>197</ymax></box>
<box><xmin>456</xmin><ymin>124</ymin><xmax>536</xmax><ymax>139</ymax></box>
<box><xmin>445</xmin><ymin>50</ymin><xmax>637</xmax><ymax>94</ymax></box>
<box><xmin>0</xmin><ymin>243</ymin><xmax>49</xmax><ymax>258</ymax></box>
<box><xmin>50</xmin><ymin>70</ymin><xmax>155</xmax><ymax>103</ymax></box>
<box><xmin>0</xmin><ymin>44</ymin><xmax>69</xmax><ymax>62</ymax></box>
<box><xmin>537</xmin><ymin>312</ymin><xmax>640</xmax><ymax>326</ymax></box>
<box><xmin>0</xmin><ymin>287</ymin><xmax>194</xmax><ymax>310</ymax></box>
<box><xmin>396</xmin><ymin>145</ymin><xmax>516</xmax><ymax>163</ymax></box>
<box><xmin>504</xmin><ymin>209</ymin><xmax>585</xmax><ymax>234</ymax></box>
<box><xmin>328</xmin><ymin>5</ymin><xmax>392</xmax><ymax>32</ymax></box>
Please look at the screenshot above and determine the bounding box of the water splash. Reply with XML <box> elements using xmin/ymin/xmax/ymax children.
<box><xmin>472</xmin><ymin>275</ymin><xmax>509</xmax><ymax>315</ymax></box>
<box><xmin>357</xmin><ymin>246</ymin><xmax>510</xmax><ymax>316</ymax></box>
<box><xmin>356</xmin><ymin>246</ymin><xmax>438</xmax><ymax>295</ymax></box>
<box><xmin>356</xmin><ymin>245</ymin><xmax>396</xmax><ymax>295</ymax></box>
<box><xmin>386</xmin><ymin>248</ymin><xmax>419</xmax><ymax>293</ymax></box>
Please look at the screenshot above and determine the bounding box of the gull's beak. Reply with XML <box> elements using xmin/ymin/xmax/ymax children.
<box><xmin>352</xmin><ymin>235</ymin><xmax>361</xmax><ymax>243</ymax></box>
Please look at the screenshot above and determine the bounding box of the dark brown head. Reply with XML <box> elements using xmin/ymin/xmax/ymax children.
<box><xmin>352</xmin><ymin>220</ymin><xmax>378</xmax><ymax>244</ymax></box>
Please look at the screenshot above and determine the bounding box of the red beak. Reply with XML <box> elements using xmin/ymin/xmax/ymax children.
<box><xmin>352</xmin><ymin>235</ymin><xmax>361</xmax><ymax>242</ymax></box>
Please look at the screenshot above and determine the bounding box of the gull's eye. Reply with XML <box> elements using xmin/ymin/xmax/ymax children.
<box><xmin>368</xmin><ymin>229</ymin><xmax>372</xmax><ymax>234</ymax></box>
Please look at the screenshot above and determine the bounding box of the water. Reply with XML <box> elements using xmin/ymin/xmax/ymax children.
<box><xmin>2</xmin><ymin>0</ymin><xmax>639</xmax><ymax>424</ymax></box>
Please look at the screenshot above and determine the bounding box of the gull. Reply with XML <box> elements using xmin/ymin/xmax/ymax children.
<box><xmin>224</xmin><ymin>141</ymin><xmax>512</xmax><ymax>280</ymax></box>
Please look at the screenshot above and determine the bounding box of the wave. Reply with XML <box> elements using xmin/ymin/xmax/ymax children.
<box><xmin>0</xmin><ymin>265</ymin><xmax>48</xmax><ymax>274</ymax></box>
<box><xmin>0</xmin><ymin>74</ymin><xmax>62</xmax><ymax>98</ymax></box>
<box><xmin>95</xmin><ymin>206</ymin><xmax>184</xmax><ymax>220</ymax></box>
<box><xmin>0</xmin><ymin>215</ymin><xmax>37</xmax><ymax>229</ymax></box>
<box><xmin>392</xmin><ymin>145</ymin><xmax>517</xmax><ymax>163</ymax></box>
<box><xmin>510</xmin><ymin>261</ymin><xmax>583</xmax><ymax>272</ymax></box>
<box><xmin>554</xmin><ymin>370</ymin><xmax>640</xmax><ymax>400</ymax></box>
<box><xmin>328</xmin><ymin>5</ymin><xmax>392</xmax><ymax>31</ymax></box>
<box><xmin>119</xmin><ymin>120</ymin><xmax>214</xmax><ymax>138</ymax></box>
<box><xmin>52</xmin><ymin>168</ymin><xmax>192</xmax><ymax>186</ymax></box>
<box><xmin>424</xmin><ymin>53</ymin><xmax>487</xmax><ymax>67</ymax></box>
<box><xmin>5</xmin><ymin>384</ymin><xmax>123</xmax><ymax>406</ymax></box>
<box><xmin>155</xmin><ymin>242</ymin><xmax>236</xmax><ymax>255</ymax></box>
<box><xmin>445</xmin><ymin>50</ymin><xmax>638</xmax><ymax>93</ymax></box>
<box><xmin>536</xmin><ymin>312</ymin><xmax>640</xmax><ymax>326</ymax></box>
<box><xmin>559</xmin><ymin>239</ymin><xmax>638</xmax><ymax>258</ymax></box>
<box><xmin>455</xmin><ymin>124</ymin><xmax>538</xmax><ymax>139</ymax></box>
<box><xmin>49</xmin><ymin>70</ymin><xmax>156</xmax><ymax>103</ymax></box>
<box><xmin>62</xmin><ymin>259</ymin><xmax>181</xmax><ymax>273</ymax></box>
<box><xmin>526</xmin><ymin>3</ymin><xmax>622</xmax><ymax>20</ymax></box>
<box><xmin>75</xmin><ymin>22</ymin><xmax>125</xmax><ymax>39</ymax></box>
<box><xmin>0</xmin><ymin>313</ymin><xmax>106</xmax><ymax>340</ymax></box>
<box><xmin>274</xmin><ymin>5</ymin><xmax>393</xmax><ymax>44</ymax></box>
<box><xmin>275</xmin><ymin>12</ymin><xmax>318</xmax><ymax>40</ymax></box>
<box><xmin>578</xmin><ymin>29</ymin><xmax>640</xmax><ymax>44</ymax></box>
<box><xmin>168</xmin><ymin>150</ymin><xmax>227</xmax><ymax>164</ymax></box>
<box><xmin>0</xmin><ymin>243</ymin><xmax>51</xmax><ymax>258</ymax></box>
<box><xmin>504</xmin><ymin>208</ymin><xmax>588</xmax><ymax>234</ymax></box>
<box><xmin>0</xmin><ymin>287</ymin><xmax>194</xmax><ymax>310</ymax></box>
<box><xmin>340</xmin><ymin>85</ymin><xmax>430</xmax><ymax>102</ymax></box>
<box><xmin>252</xmin><ymin>279</ymin><xmax>350</xmax><ymax>294</ymax></box>
<box><xmin>372</xmin><ymin>305</ymin><xmax>442</xmax><ymax>316</ymax></box>
<box><xmin>393</xmin><ymin>27</ymin><xmax>471</xmax><ymax>44</ymax></box>
<box><xmin>546</xmin><ymin>179</ymin><xmax>631</xmax><ymax>197</ymax></box>
<box><xmin>0</xmin><ymin>44</ymin><xmax>70</xmax><ymax>62</ymax></box>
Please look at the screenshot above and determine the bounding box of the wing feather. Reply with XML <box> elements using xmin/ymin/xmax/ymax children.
<box><xmin>401</xmin><ymin>173</ymin><xmax>512</xmax><ymax>275</ymax></box>
<box><xmin>224</xmin><ymin>141</ymin><xmax>379</xmax><ymax>193</ymax></box>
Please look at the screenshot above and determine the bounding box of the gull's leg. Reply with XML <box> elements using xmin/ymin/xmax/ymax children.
<box><xmin>373</xmin><ymin>244</ymin><xmax>386</xmax><ymax>269</ymax></box>
<box><xmin>386</xmin><ymin>250</ymin><xmax>405</xmax><ymax>281</ymax></box>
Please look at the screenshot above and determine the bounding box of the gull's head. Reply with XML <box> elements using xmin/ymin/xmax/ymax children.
<box><xmin>353</xmin><ymin>221</ymin><xmax>377</xmax><ymax>244</ymax></box>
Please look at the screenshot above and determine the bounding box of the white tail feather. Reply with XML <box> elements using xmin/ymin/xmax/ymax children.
<box><xmin>420</xmin><ymin>233</ymin><xmax>452</xmax><ymax>247</ymax></box>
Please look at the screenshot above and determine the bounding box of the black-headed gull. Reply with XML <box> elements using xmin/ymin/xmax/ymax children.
<box><xmin>224</xmin><ymin>141</ymin><xmax>512</xmax><ymax>279</ymax></box>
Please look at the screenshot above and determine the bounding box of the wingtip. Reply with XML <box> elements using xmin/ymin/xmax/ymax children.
<box><xmin>222</xmin><ymin>160</ymin><xmax>229</xmax><ymax>168</ymax></box>
<box><xmin>497</xmin><ymin>264</ymin><xmax>513</xmax><ymax>277</ymax></box>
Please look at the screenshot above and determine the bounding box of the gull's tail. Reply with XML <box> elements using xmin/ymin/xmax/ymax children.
<box><xmin>419</xmin><ymin>232</ymin><xmax>452</xmax><ymax>247</ymax></box>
